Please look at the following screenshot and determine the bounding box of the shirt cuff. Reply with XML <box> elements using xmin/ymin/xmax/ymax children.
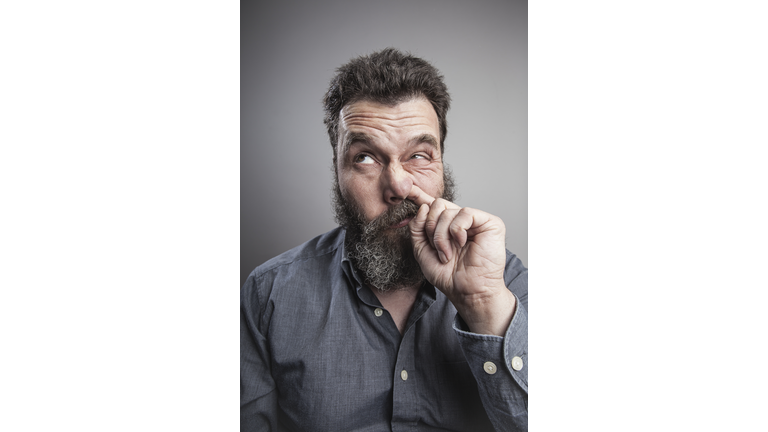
<box><xmin>452</xmin><ymin>293</ymin><xmax>528</xmax><ymax>398</ymax></box>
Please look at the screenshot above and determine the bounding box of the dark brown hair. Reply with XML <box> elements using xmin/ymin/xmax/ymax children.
<box><xmin>323</xmin><ymin>48</ymin><xmax>451</xmax><ymax>162</ymax></box>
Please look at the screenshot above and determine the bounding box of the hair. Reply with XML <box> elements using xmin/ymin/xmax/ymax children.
<box><xmin>323</xmin><ymin>48</ymin><xmax>451</xmax><ymax>162</ymax></box>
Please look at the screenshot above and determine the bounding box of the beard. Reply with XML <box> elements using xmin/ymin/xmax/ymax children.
<box><xmin>332</xmin><ymin>167</ymin><xmax>457</xmax><ymax>293</ymax></box>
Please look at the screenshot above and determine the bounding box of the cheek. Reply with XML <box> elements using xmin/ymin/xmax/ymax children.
<box><xmin>338</xmin><ymin>172</ymin><xmax>383</xmax><ymax>216</ymax></box>
<box><xmin>409</xmin><ymin>166</ymin><xmax>444</xmax><ymax>194</ymax></box>
<box><xmin>340</xmin><ymin>170</ymin><xmax>375</xmax><ymax>196</ymax></box>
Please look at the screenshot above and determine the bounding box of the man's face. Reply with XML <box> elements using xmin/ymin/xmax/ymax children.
<box><xmin>332</xmin><ymin>97</ymin><xmax>452</xmax><ymax>292</ymax></box>
<box><xmin>335</xmin><ymin>97</ymin><xmax>445</xmax><ymax>223</ymax></box>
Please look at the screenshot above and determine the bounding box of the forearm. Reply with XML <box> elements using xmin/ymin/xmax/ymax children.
<box><xmin>454</xmin><ymin>295</ymin><xmax>528</xmax><ymax>432</ymax></box>
<box><xmin>241</xmin><ymin>274</ymin><xmax>280</xmax><ymax>431</ymax></box>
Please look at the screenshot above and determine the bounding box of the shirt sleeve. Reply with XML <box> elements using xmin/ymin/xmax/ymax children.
<box><xmin>241</xmin><ymin>272</ymin><xmax>280</xmax><ymax>431</ymax></box>
<box><xmin>453</xmin><ymin>252</ymin><xmax>528</xmax><ymax>432</ymax></box>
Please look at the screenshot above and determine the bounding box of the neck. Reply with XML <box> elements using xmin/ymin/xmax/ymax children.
<box><xmin>371</xmin><ymin>283</ymin><xmax>420</xmax><ymax>335</ymax></box>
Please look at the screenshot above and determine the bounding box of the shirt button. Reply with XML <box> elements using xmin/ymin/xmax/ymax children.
<box><xmin>401</xmin><ymin>370</ymin><xmax>408</xmax><ymax>381</ymax></box>
<box><xmin>483</xmin><ymin>361</ymin><xmax>497</xmax><ymax>375</ymax></box>
<box><xmin>374</xmin><ymin>308</ymin><xmax>383</xmax><ymax>317</ymax></box>
<box><xmin>511</xmin><ymin>356</ymin><xmax>524</xmax><ymax>371</ymax></box>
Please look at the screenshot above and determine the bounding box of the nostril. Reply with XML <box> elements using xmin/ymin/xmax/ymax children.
<box><xmin>382</xmin><ymin>164</ymin><xmax>413</xmax><ymax>203</ymax></box>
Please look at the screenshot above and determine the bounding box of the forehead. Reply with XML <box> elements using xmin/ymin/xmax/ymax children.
<box><xmin>338</xmin><ymin>97</ymin><xmax>439</xmax><ymax>145</ymax></box>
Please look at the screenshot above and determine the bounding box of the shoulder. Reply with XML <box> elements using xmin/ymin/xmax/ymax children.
<box><xmin>250</xmin><ymin>227</ymin><xmax>345</xmax><ymax>279</ymax></box>
<box><xmin>242</xmin><ymin>227</ymin><xmax>345</xmax><ymax>304</ymax></box>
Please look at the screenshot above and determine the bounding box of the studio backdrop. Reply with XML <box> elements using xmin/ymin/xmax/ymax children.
<box><xmin>241</xmin><ymin>0</ymin><xmax>527</xmax><ymax>285</ymax></box>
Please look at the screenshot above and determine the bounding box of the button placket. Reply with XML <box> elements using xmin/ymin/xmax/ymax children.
<box><xmin>483</xmin><ymin>361</ymin><xmax>497</xmax><ymax>375</ymax></box>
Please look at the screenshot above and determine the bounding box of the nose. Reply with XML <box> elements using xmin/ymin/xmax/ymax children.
<box><xmin>381</xmin><ymin>163</ymin><xmax>413</xmax><ymax>204</ymax></box>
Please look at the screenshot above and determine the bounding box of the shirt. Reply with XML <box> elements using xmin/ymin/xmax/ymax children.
<box><xmin>241</xmin><ymin>227</ymin><xmax>528</xmax><ymax>431</ymax></box>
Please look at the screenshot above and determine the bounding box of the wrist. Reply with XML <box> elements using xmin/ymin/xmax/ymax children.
<box><xmin>455</xmin><ymin>286</ymin><xmax>516</xmax><ymax>337</ymax></box>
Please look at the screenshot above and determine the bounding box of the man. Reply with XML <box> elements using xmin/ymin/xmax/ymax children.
<box><xmin>241</xmin><ymin>48</ymin><xmax>528</xmax><ymax>431</ymax></box>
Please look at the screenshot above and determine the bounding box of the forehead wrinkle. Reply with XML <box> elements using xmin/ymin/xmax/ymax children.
<box><xmin>342</xmin><ymin>107</ymin><xmax>429</xmax><ymax>121</ymax></box>
<box><xmin>340</xmin><ymin>111</ymin><xmax>437</xmax><ymax>139</ymax></box>
<box><xmin>340</xmin><ymin>124</ymin><xmax>438</xmax><ymax>158</ymax></box>
<box><xmin>341</xmin><ymin>112</ymin><xmax>434</xmax><ymax>133</ymax></box>
<box><xmin>340</xmin><ymin>98</ymin><xmax>437</xmax><ymax>127</ymax></box>
<box><xmin>338</xmin><ymin>98</ymin><xmax>440</xmax><ymax>156</ymax></box>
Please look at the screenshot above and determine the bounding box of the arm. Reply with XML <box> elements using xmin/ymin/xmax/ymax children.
<box><xmin>453</xmin><ymin>254</ymin><xmax>528</xmax><ymax>431</ymax></box>
<box><xmin>241</xmin><ymin>273</ymin><xmax>279</xmax><ymax>431</ymax></box>
<box><xmin>408</xmin><ymin>186</ymin><xmax>528</xmax><ymax>431</ymax></box>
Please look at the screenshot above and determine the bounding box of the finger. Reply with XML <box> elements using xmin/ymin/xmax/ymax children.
<box><xmin>407</xmin><ymin>184</ymin><xmax>436</xmax><ymax>207</ymax></box>
<box><xmin>409</xmin><ymin>203</ymin><xmax>432</xmax><ymax>258</ymax></box>
<box><xmin>409</xmin><ymin>184</ymin><xmax>460</xmax><ymax>210</ymax></box>
<box><xmin>433</xmin><ymin>208</ymin><xmax>461</xmax><ymax>263</ymax></box>
<box><xmin>450</xmin><ymin>207</ymin><xmax>504</xmax><ymax>246</ymax></box>
<box><xmin>448</xmin><ymin>208</ymin><xmax>476</xmax><ymax>249</ymax></box>
<box><xmin>425</xmin><ymin>199</ymin><xmax>452</xmax><ymax>249</ymax></box>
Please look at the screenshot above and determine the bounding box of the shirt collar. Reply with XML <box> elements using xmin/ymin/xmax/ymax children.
<box><xmin>338</xmin><ymin>227</ymin><xmax>437</xmax><ymax>308</ymax></box>
<box><xmin>339</xmin><ymin>229</ymin><xmax>364</xmax><ymax>287</ymax></box>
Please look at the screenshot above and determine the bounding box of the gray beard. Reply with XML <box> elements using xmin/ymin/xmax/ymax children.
<box><xmin>332</xmin><ymin>167</ymin><xmax>456</xmax><ymax>293</ymax></box>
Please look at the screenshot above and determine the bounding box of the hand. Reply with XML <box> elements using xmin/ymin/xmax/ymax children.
<box><xmin>408</xmin><ymin>185</ymin><xmax>516</xmax><ymax>336</ymax></box>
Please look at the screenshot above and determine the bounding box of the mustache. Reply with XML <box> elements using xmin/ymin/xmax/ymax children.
<box><xmin>365</xmin><ymin>199</ymin><xmax>420</xmax><ymax>232</ymax></box>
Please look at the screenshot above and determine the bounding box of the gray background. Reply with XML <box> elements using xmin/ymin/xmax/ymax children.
<box><xmin>241</xmin><ymin>0</ymin><xmax>527</xmax><ymax>286</ymax></box>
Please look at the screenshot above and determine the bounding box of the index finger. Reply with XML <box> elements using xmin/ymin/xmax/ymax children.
<box><xmin>407</xmin><ymin>184</ymin><xmax>436</xmax><ymax>207</ymax></box>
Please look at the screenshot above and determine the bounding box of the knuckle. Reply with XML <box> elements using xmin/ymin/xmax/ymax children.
<box><xmin>432</xmin><ymin>232</ymin><xmax>448</xmax><ymax>248</ymax></box>
<box><xmin>434</xmin><ymin>198</ymin><xmax>451</xmax><ymax>209</ymax></box>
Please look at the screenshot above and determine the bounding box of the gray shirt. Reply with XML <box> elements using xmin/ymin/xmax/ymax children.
<box><xmin>241</xmin><ymin>227</ymin><xmax>528</xmax><ymax>431</ymax></box>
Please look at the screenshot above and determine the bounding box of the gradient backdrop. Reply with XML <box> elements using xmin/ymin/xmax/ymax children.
<box><xmin>241</xmin><ymin>0</ymin><xmax>527</xmax><ymax>286</ymax></box>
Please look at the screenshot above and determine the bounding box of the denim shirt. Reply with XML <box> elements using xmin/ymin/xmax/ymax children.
<box><xmin>241</xmin><ymin>227</ymin><xmax>528</xmax><ymax>431</ymax></box>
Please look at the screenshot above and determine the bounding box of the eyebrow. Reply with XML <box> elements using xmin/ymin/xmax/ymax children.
<box><xmin>412</xmin><ymin>133</ymin><xmax>439</xmax><ymax>150</ymax></box>
<box><xmin>342</xmin><ymin>132</ymin><xmax>439</xmax><ymax>153</ymax></box>
<box><xmin>339</xmin><ymin>132</ymin><xmax>442</xmax><ymax>164</ymax></box>
<box><xmin>341</xmin><ymin>132</ymin><xmax>373</xmax><ymax>155</ymax></box>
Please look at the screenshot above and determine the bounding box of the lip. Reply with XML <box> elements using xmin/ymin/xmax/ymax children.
<box><xmin>391</xmin><ymin>217</ymin><xmax>413</xmax><ymax>229</ymax></box>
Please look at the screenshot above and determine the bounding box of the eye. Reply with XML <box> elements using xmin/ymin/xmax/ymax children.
<box><xmin>411</xmin><ymin>153</ymin><xmax>429</xmax><ymax>161</ymax></box>
<box><xmin>354</xmin><ymin>154</ymin><xmax>375</xmax><ymax>164</ymax></box>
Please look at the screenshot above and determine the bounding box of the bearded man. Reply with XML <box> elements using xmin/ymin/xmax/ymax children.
<box><xmin>241</xmin><ymin>48</ymin><xmax>528</xmax><ymax>432</ymax></box>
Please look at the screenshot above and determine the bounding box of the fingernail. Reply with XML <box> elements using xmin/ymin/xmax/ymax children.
<box><xmin>438</xmin><ymin>251</ymin><xmax>447</xmax><ymax>263</ymax></box>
